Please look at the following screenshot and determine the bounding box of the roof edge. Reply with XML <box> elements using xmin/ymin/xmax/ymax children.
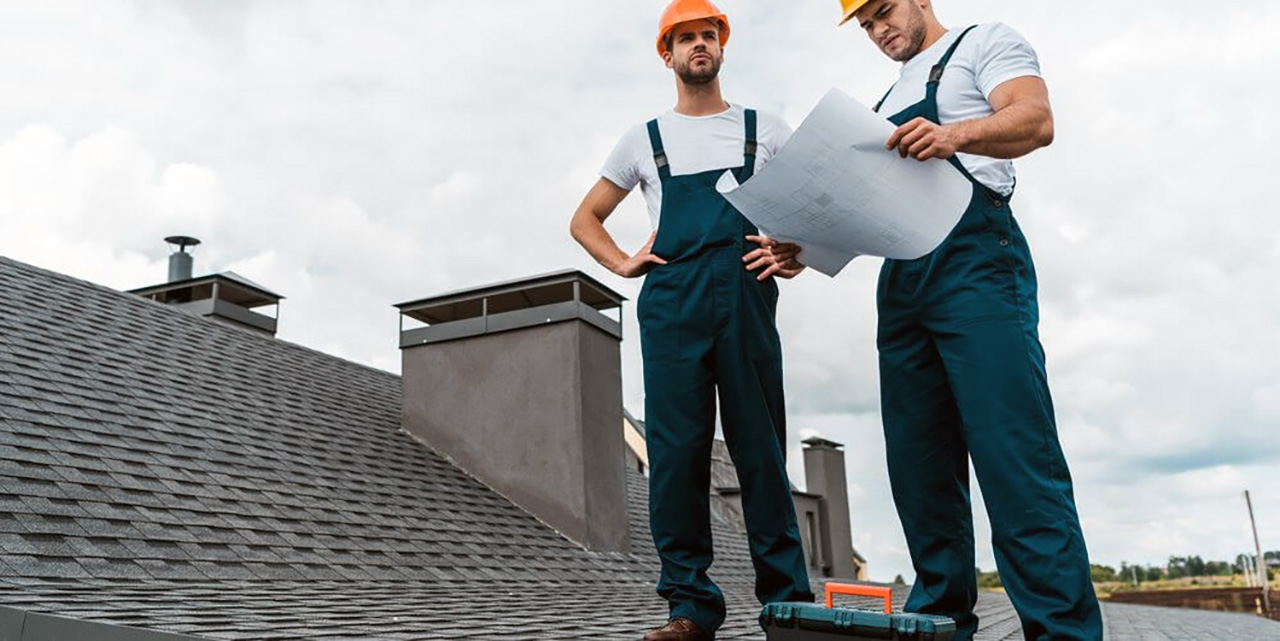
<box><xmin>0</xmin><ymin>605</ymin><xmax>204</xmax><ymax>641</ymax></box>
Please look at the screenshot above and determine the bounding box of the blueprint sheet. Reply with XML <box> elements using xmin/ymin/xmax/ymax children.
<box><xmin>716</xmin><ymin>88</ymin><xmax>973</xmax><ymax>276</ymax></box>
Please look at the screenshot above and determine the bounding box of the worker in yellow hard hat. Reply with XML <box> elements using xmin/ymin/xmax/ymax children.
<box><xmin>569</xmin><ymin>1</ymin><xmax>814</xmax><ymax>639</ymax></box>
<box><xmin>826</xmin><ymin>1</ymin><xmax>1105</xmax><ymax>640</ymax></box>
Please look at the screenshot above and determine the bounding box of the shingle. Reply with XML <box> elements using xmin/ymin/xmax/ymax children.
<box><xmin>76</xmin><ymin>537</ymin><xmax>135</xmax><ymax>559</ymax></box>
<box><xmin>0</xmin><ymin>462</ymin><xmax>64</xmax><ymax>484</ymax></box>
<box><xmin>226</xmin><ymin>544</ymin><xmax>281</xmax><ymax>563</ymax></box>
<box><xmin>49</xmin><ymin>481</ymin><xmax>111</xmax><ymax>503</ymax></box>
<box><xmin>120</xmin><ymin>539</ymin><xmax>189</xmax><ymax>561</ymax></box>
<box><xmin>17</xmin><ymin>495</ymin><xmax>90</xmax><ymax>518</ymax></box>
<box><xmin>0</xmin><ymin>554</ymin><xmax>45</xmax><ymax>578</ymax></box>
<box><xmin>0</xmin><ymin>533</ymin><xmax>40</xmax><ymax>556</ymax></box>
<box><xmin>4</xmin><ymin>554</ymin><xmax>89</xmax><ymax>579</ymax></box>
<box><xmin>177</xmin><ymin>542</ymin><xmax>239</xmax><ymax>563</ymax></box>
<box><xmin>191</xmin><ymin>526</ymin><xmax>248</xmax><ymax>546</ymax></box>
<box><xmin>188</xmin><ymin>561</ymin><xmax>261</xmax><ymax>581</ymax></box>
<box><xmin>134</xmin><ymin>558</ymin><xmax>209</xmax><ymax>581</ymax></box>
<box><xmin>75</xmin><ymin>518</ymin><xmax>144</xmax><ymax>539</ymax></box>
<box><xmin>15</xmin><ymin>533</ymin><xmax>81</xmax><ymax>558</ymax></box>
<box><xmin>79</xmin><ymin>557</ymin><xmax>153</xmax><ymax>580</ymax></box>
<box><xmin>0</xmin><ymin>511</ymin><xmax>29</xmax><ymax>535</ymax></box>
<box><xmin>78</xmin><ymin>501</ymin><xmax>140</xmax><ymax>520</ymax></box>
<box><xmin>18</xmin><ymin>514</ymin><xmax>90</xmax><ymax>537</ymax></box>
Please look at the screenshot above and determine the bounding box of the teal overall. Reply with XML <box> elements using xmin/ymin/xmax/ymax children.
<box><xmin>638</xmin><ymin>110</ymin><xmax>814</xmax><ymax>635</ymax></box>
<box><xmin>874</xmin><ymin>28</ymin><xmax>1103</xmax><ymax>641</ymax></box>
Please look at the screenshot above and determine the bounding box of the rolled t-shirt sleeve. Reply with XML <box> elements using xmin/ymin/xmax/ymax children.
<box><xmin>756</xmin><ymin>111</ymin><xmax>794</xmax><ymax>167</ymax></box>
<box><xmin>974</xmin><ymin>23</ymin><xmax>1042</xmax><ymax>99</ymax></box>
<box><xmin>600</xmin><ymin>126</ymin><xmax>642</xmax><ymax>191</ymax></box>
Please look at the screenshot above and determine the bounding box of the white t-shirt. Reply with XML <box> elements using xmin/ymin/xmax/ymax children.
<box><xmin>600</xmin><ymin>104</ymin><xmax>793</xmax><ymax>229</ymax></box>
<box><xmin>877</xmin><ymin>22</ymin><xmax>1042</xmax><ymax>196</ymax></box>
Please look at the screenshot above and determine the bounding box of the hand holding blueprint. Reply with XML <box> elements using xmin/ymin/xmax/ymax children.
<box><xmin>716</xmin><ymin>88</ymin><xmax>973</xmax><ymax>276</ymax></box>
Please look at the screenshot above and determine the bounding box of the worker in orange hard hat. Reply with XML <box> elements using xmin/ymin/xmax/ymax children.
<box><xmin>826</xmin><ymin>1</ymin><xmax>1105</xmax><ymax>640</ymax></box>
<box><xmin>570</xmin><ymin>1</ymin><xmax>814</xmax><ymax>639</ymax></box>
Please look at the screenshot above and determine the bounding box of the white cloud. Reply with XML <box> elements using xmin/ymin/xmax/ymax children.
<box><xmin>0</xmin><ymin>123</ymin><xmax>222</xmax><ymax>284</ymax></box>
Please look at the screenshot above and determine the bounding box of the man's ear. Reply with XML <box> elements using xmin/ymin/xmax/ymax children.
<box><xmin>663</xmin><ymin>50</ymin><xmax>674</xmax><ymax>70</ymax></box>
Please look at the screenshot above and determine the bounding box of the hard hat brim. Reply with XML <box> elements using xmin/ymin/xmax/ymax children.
<box><xmin>839</xmin><ymin>0</ymin><xmax>870</xmax><ymax>26</ymax></box>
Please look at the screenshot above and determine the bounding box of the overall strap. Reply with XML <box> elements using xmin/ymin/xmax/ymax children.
<box><xmin>646</xmin><ymin>119</ymin><xmax>671</xmax><ymax>181</ymax></box>
<box><xmin>875</xmin><ymin>25</ymin><xmax>979</xmax><ymax>113</ymax></box>
<box><xmin>740</xmin><ymin>109</ymin><xmax>758</xmax><ymax>181</ymax></box>
<box><xmin>928</xmin><ymin>26</ymin><xmax>982</xmax><ymax>185</ymax></box>
<box><xmin>873</xmin><ymin>83</ymin><xmax>898</xmax><ymax>113</ymax></box>
<box><xmin>925</xmin><ymin>25</ymin><xmax>979</xmax><ymax>100</ymax></box>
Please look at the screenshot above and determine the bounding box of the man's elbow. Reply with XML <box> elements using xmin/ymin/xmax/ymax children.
<box><xmin>569</xmin><ymin>213</ymin><xmax>585</xmax><ymax>243</ymax></box>
<box><xmin>569</xmin><ymin>208</ymin><xmax>596</xmax><ymax>245</ymax></box>
<box><xmin>1037</xmin><ymin>118</ymin><xmax>1055</xmax><ymax>149</ymax></box>
<box><xmin>1034</xmin><ymin>102</ymin><xmax>1055</xmax><ymax>149</ymax></box>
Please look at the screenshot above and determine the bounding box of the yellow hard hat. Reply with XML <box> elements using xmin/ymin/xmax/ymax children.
<box><xmin>839</xmin><ymin>0</ymin><xmax>871</xmax><ymax>26</ymax></box>
<box><xmin>657</xmin><ymin>0</ymin><xmax>731</xmax><ymax>56</ymax></box>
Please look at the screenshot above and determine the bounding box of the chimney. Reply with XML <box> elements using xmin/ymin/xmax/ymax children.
<box><xmin>803</xmin><ymin>436</ymin><xmax>857</xmax><ymax>579</ymax></box>
<box><xmin>129</xmin><ymin>237</ymin><xmax>284</xmax><ymax>336</ymax></box>
<box><xmin>396</xmin><ymin>270</ymin><xmax>629</xmax><ymax>553</ymax></box>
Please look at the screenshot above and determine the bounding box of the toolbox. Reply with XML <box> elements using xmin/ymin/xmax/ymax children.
<box><xmin>760</xmin><ymin>583</ymin><xmax>956</xmax><ymax>641</ymax></box>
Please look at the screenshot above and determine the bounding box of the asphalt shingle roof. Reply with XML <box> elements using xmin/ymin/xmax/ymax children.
<box><xmin>1</xmin><ymin>255</ymin><xmax>1278</xmax><ymax>640</ymax></box>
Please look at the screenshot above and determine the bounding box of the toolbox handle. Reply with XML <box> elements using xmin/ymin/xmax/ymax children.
<box><xmin>824</xmin><ymin>583</ymin><xmax>892</xmax><ymax>614</ymax></box>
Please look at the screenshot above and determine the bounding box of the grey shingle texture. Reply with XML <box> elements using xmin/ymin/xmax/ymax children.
<box><xmin>1</xmin><ymin>256</ymin><xmax>1278</xmax><ymax>640</ymax></box>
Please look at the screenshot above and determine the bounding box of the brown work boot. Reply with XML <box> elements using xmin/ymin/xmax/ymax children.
<box><xmin>642</xmin><ymin>617</ymin><xmax>713</xmax><ymax>641</ymax></box>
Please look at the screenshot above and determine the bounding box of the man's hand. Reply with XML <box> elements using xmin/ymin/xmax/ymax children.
<box><xmin>613</xmin><ymin>230</ymin><xmax>668</xmax><ymax>278</ymax></box>
<box><xmin>744</xmin><ymin>235</ymin><xmax>806</xmax><ymax>281</ymax></box>
<box><xmin>886</xmin><ymin>117</ymin><xmax>966</xmax><ymax>162</ymax></box>
<box><xmin>883</xmin><ymin>77</ymin><xmax>1054</xmax><ymax>161</ymax></box>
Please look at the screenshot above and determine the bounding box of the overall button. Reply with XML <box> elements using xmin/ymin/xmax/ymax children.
<box><xmin>999</xmin><ymin>237</ymin><xmax>1011</xmax><ymax>247</ymax></box>
<box><xmin>992</xmin><ymin>198</ymin><xmax>1004</xmax><ymax>208</ymax></box>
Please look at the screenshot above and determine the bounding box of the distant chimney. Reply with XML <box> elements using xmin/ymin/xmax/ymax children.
<box><xmin>396</xmin><ymin>270</ymin><xmax>629</xmax><ymax>553</ymax></box>
<box><xmin>166</xmin><ymin>235</ymin><xmax>200</xmax><ymax>283</ymax></box>
<box><xmin>803</xmin><ymin>436</ymin><xmax>858</xmax><ymax>579</ymax></box>
<box><xmin>129</xmin><ymin>237</ymin><xmax>284</xmax><ymax>336</ymax></box>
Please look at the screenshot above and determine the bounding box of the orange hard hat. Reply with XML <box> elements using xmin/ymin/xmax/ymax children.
<box><xmin>656</xmin><ymin>0</ymin><xmax>731</xmax><ymax>57</ymax></box>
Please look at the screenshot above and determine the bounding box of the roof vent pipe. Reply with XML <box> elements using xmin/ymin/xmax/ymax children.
<box><xmin>165</xmin><ymin>236</ymin><xmax>201</xmax><ymax>283</ymax></box>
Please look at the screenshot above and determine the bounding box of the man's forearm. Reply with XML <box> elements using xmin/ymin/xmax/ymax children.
<box><xmin>569</xmin><ymin>178</ymin><xmax>635</xmax><ymax>275</ymax></box>
<box><xmin>570</xmin><ymin>214</ymin><xmax>628</xmax><ymax>274</ymax></box>
<box><xmin>953</xmin><ymin>98</ymin><xmax>1054</xmax><ymax>160</ymax></box>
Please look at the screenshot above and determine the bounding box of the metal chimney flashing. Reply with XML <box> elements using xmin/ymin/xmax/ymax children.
<box><xmin>396</xmin><ymin>269</ymin><xmax>626</xmax><ymax>349</ymax></box>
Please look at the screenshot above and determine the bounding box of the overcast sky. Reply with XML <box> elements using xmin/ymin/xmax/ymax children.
<box><xmin>1</xmin><ymin>1</ymin><xmax>1277</xmax><ymax>584</ymax></box>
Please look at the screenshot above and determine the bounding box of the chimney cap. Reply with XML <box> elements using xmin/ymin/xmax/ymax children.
<box><xmin>802</xmin><ymin>436</ymin><xmax>844</xmax><ymax>450</ymax></box>
<box><xmin>396</xmin><ymin>269</ymin><xmax>625</xmax><ymax>319</ymax></box>
<box><xmin>396</xmin><ymin>269</ymin><xmax>627</xmax><ymax>347</ymax></box>
<box><xmin>129</xmin><ymin>271</ymin><xmax>284</xmax><ymax>308</ymax></box>
<box><xmin>165</xmin><ymin>236</ymin><xmax>202</xmax><ymax>252</ymax></box>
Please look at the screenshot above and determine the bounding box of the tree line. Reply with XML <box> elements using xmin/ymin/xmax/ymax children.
<box><xmin>1093</xmin><ymin>551</ymin><xmax>1278</xmax><ymax>584</ymax></box>
<box><xmin>973</xmin><ymin>551</ymin><xmax>1278</xmax><ymax>589</ymax></box>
